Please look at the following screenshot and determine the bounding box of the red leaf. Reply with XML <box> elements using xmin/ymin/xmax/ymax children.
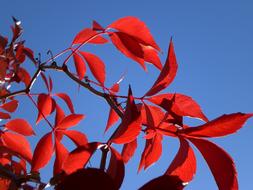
<box><xmin>108</xmin><ymin>16</ymin><xmax>160</xmax><ymax>51</ymax></box>
<box><xmin>142</xmin><ymin>45</ymin><xmax>162</xmax><ymax>70</ymax></box>
<box><xmin>105</xmin><ymin>108</ymin><xmax>120</xmax><ymax>133</ymax></box>
<box><xmin>36</xmin><ymin>94</ymin><xmax>53</xmax><ymax>124</ymax></box>
<box><xmin>62</xmin><ymin>130</ymin><xmax>88</xmax><ymax>146</ymax></box>
<box><xmin>17</xmin><ymin>67</ymin><xmax>31</xmax><ymax>87</ymax></box>
<box><xmin>148</xmin><ymin>93</ymin><xmax>208</xmax><ymax>122</ymax></box>
<box><xmin>1</xmin><ymin>100</ymin><xmax>18</xmax><ymax>113</ymax></box>
<box><xmin>79</xmin><ymin>51</ymin><xmax>106</xmax><ymax>85</ymax></box>
<box><xmin>49</xmin><ymin>76</ymin><xmax>53</xmax><ymax>92</ymax></box>
<box><xmin>139</xmin><ymin>175</ymin><xmax>184</xmax><ymax>190</ymax></box>
<box><xmin>72</xmin><ymin>28</ymin><xmax>107</xmax><ymax>45</ymax></box>
<box><xmin>110</xmin><ymin>87</ymin><xmax>142</xmax><ymax>144</ymax></box>
<box><xmin>165</xmin><ymin>137</ymin><xmax>196</xmax><ymax>182</ymax></box>
<box><xmin>32</xmin><ymin>132</ymin><xmax>54</xmax><ymax>171</ymax></box>
<box><xmin>92</xmin><ymin>20</ymin><xmax>104</xmax><ymax>31</ymax></box>
<box><xmin>138</xmin><ymin>133</ymin><xmax>163</xmax><ymax>171</ymax></box>
<box><xmin>5</xmin><ymin>119</ymin><xmax>35</xmax><ymax>136</ymax></box>
<box><xmin>107</xmin><ymin>147</ymin><xmax>125</xmax><ymax>190</ymax></box>
<box><xmin>109</xmin><ymin>32</ymin><xmax>146</xmax><ymax>70</ymax></box>
<box><xmin>183</xmin><ymin>113</ymin><xmax>253</xmax><ymax>138</ymax></box>
<box><xmin>55</xmin><ymin>93</ymin><xmax>75</xmax><ymax>113</ymax></box>
<box><xmin>187</xmin><ymin>137</ymin><xmax>238</xmax><ymax>190</ymax></box>
<box><xmin>54</xmin><ymin>138</ymin><xmax>69</xmax><ymax>175</ymax></box>
<box><xmin>56</xmin><ymin>114</ymin><xmax>84</xmax><ymax>129</ymax></box>
<box><xmin>62</xmin><ymin>143</ymin><xmax>98</xmax><ymax>174</ymax></box>
<box><xmin>121</xmin><ymin>139</ymin><xmax>137</xmax><ymax>163</ymax></box>
<box><xmin>142</xmin><ymin>104</ymin><xmax>165</xmax><ymax>128</ymax></box>
<box><xmin>54</xmin><ymin>104</ymin><xmax>65</xmax><ymax>126</ymax></box>
<box><xmin>144</xmin><ymin>39</ymin><xmax>178</xmax><ymax>96</ymax></box>
<box><xmin>2</xmin><ymin>132</ymin><xmax>32</xmax><ymax>162</ymax></box>
<box><xmin>0</xmin><ymin>112</ymin><xmax>10</xmax><ymax>119</ymax></box>
<box><xmin>73</xmin><ymin>52</ymin><xmax>86</xmax><ymax>80</ymax></box>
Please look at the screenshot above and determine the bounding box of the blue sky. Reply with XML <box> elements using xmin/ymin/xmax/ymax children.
<box><xmin>1</xmin><ymin>0</ymin><xmax>253</xmax><ymax>189</ymax></box>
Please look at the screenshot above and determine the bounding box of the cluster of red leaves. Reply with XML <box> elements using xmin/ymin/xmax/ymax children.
<box><xmin>0</xmin><ymin>16</ymin><xmax>252</xmax><ymax>190</ymax></box>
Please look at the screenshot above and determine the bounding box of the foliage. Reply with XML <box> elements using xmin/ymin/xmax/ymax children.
<box><xmin>0</xmin><ymin>16</ymin><xmax>252</xmax><ymax>190</ymax></box>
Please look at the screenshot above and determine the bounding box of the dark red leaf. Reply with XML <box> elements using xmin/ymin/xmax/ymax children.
<box><xmin>79</xmin><ymin>51</ymin><xmax>106</xmax><ymax>85</ymax></box>
<box><xmin>107</xmin><ymin>147</ymin><xmax>125</xmax><ymax>190</ymax></box>
<box><xmin>55</xmin><ymin>93</ymin><xmax>75</xmax><ymax>113</ymax></box>
<box><xmin>105</xmin><ymin>108</ymin><xmax>120</xmax><ymax>133</ymax></box>
<box><xmin>31</xmin><ymin>132</ymin><xmax>54</xmax><ymax>171</ymax></box>
<box><xmin>1</xmin><ymin>100</ymin><xmax>18</xmax><ymax>113</ymax></box>
<box><xmin>138</xmin><ymin>133</ymin><xmax>163</xmax><ymax>171</ymax></box>
<box><xmin>143</xmin><ymin>104</ymin><xmax>165</xmax><ymax>128</ymax></box>
<box><xmin>73</xmin><ymin>52</ymin><xmax>86</xmax><ymax>80</ymax></box>
<box><xmin>148</xmin><ymin>93</ymin><xmax>208</xmax><ymax>122</ymax></box>
<box><xmin>92</xmin><ymin>20</ymin><xmax>104</xmax><ymax>31</ymax></box>
<box><xmin>36</xmin><ymin>93</ymin><xmax>53</xmax><ymax>124</ymax></box>
<box><xmin>0</xmin><ymin>112</ymin><xmax>10</xmax><ymax>119</ymax></box>
<box><xmin>121</xmin><ymin>139</ymin><xmax>137</xmax><ymax>163</ymax></box>
<box><xmin>2</xmin><ymin>132</ymin><xmax>32</xmax><ymax>162</ymax></box>
<box><xmin>56</xmin><ymin>114</ymin><xmax>84</xmax><ymax>129</ymax></box>
<box><xmin>144</xmin><ymin>39</ymin><xmax>178</xmax><ymax>96</ymax></box>
<box><xmin>108</xmin><ymin>16</ymin><xmax>160</xmax><ymax>51</ymax></box>
<box><xmin>183</xmin><ymin>113</ymin><xmax>253</xmax><ymax>138</ymax></box>
<box><xmin>54</xmin><ymin>138</ymin><xmax>69</xmax><ymax>175</ymax></box>
<box><xmin>49</xmin><ymin>76</ymin><xmax>53</xmax><ymax>92</ymax></box>
<box><xmin>165</xmin><ymin>137</ymin><xmax>196</xmax><ymax>182</ymax></box>
<box><xmin>62</xmin><ymin>143</ymin><xmax>98</xmax><ymax>174</ymax></box>
<box><xmin>110</xmin><ymin>87</ymin><xmax>142</xmax><ymax>144</ymax></box>
<box><xmin>5</xmin><ymin>119</ymin><xmax>35</xmax><ymax>136</ymax></box>
<box><xmin>72</xmin><ymin>28</ymin><xmax>107</xmax><ymax>45</ymax></box>
<box><xmin>139</xmin><ymin>175</ymin><xmax>184</xmax><ymax>190</ymax></box>
<box><xmin>109</xmin><ymin>32</ymin><xmax>146</xmax><ymax>70</ymax></box>
<box><xmin>62</xmin><ymin>130</ymin><xmax>88</xmax><ymax>146</ymax></box>
<box><xmin>187</xmin><ymin>137</ymin><xmax>238</xmax><ymax>190</ymax></box>
<box><xmin>17</xmin><ymin>67</ymin><xmax>31</xmax><ymax>87</ymax></box>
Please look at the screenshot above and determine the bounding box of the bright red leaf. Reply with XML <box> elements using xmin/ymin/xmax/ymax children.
<box><xmin>187</xmin><ymin>137</ymin><xmax>238</xmax><ymax>190</ymax></box>
<box><xmin>108</xmin><ymin>16</ymin><xmax>160</xmax><ymax>51</ymax></box>
<box><xmin>110</xmin><ymin>87</ymin><xmax>142</xmax><ymax>144</ymax></box>
<box><xmin>142</xmin><ymin>45</ymin><xmax>162</xmax><ymax>70</ymax></box>
<box><xmin>79</xmin><ymin>51</ymin><xmax>106</xmax><ymax>85</ymax></box>
<box><xmin>73</xmin><ymin>52</ymin><xmax>86</xmax><ymax>80</ymax></box>
<box><xmin>36</xmin><ymin>93</ymin><xmax>53</xmax><ymax>124</ymax></box>
<box><xmin>56</xmin><ymin>114</ymin><xmax>84</xmax><ymax>129</ymax></box>
<box><xmin>107</xmin><ymin>146</ymin><xmax>125</xmax><ymax>190</ymax></box>
<box><xmin>62</xmin><ymin>130</ymin><xmax>88</xmax><ymax>146</ymax></box>
<box><xmin>17</xmin><ymin>67</ymin><xmax>31</xmax><ymax>87</ymax></box>
<box><xmin>148</xmin><ymin>93</ymin><xmax>208</xmax><ymax>122</ymax></box>
<box><xmin>165</xmin><ymin>137</ymin><xmax>196</xmax><ymax>182</ymax></box>
<box><xmin>105</xmin><ymin>108</ymin><xmax>120</xmax><ymax>133</ymax></box>
<box><xmin>144</xmin><ymin>39</ymin><xmax>178</xmax><ymax>96</ymax></box>
<box><xmin>0</xmin><ymin>112</ymin><xmax>10</xmax><ymax>119</ymax></box>
<box><xmin>2</xmin><ymin>132</ymin><xmax>32</xmax><ymax>163</ymax></box>
<box><xmin>55</xmin><ymin>93</ymin><xmax>75</xmax><ymax>113</ymax></box>
<box><xmin>183</xmin><ymin>113</ymin><xmax>253</xmax><ymax>138</ymax></box>
<box><xmin>32</xmin><ymin>132</ymin><xmax>54</xmax><ymax>171</ymax></box>
<box><xmin>1</xmin><ymin>100</ymin><xmax>18</xmax><ymax>113</ymax></box>
<box><xmin>62</xmin><ymin>143</ymin><xmax>98</xmax><ymax>174</ymax></box>
<box><xmin>54</xmin><ymin>138</ymin><xmax>69</xmax><ymax>175</ymax></box>
<box><xmin>5</xmin><ymin>119</ymin><xmax>35</xmax><ymax>136</ymax></box>
<box><xmin>54</xmin><ymin>104</ymin><xmax>65</xmax><ymax>126</ymax></box>
<box><xmin>121</xmin><ymin>139</ymin><xmax>137</xmax><ymax>163</ymax></box>
<box><xmin>72</xmin><ymin>28</ymin><xmax>107</xmax><ymax>45</ymax></box>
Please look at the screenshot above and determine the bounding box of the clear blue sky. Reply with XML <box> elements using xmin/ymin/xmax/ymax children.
<box><xmin>1</xmin><ymin>1</ymin><xmax>253</xmax><ymax>189</ymax></box>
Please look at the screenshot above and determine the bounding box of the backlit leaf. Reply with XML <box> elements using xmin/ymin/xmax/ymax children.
<box><xmin>79</xmin><ymin>51</ymin><xmax>106</xmax><ymax>85</ymax></box>
<box><xmin>108</xmin><ymin>16</ymin><xmax>160</xmax><ymax>51</ymax></box>
<box><xmin>1</xmin><ymin>100</ymin><xmax>18</xmax><ymax>113</ymax></box>
<box><xmin>32</xmin><ymin>132</ymin><xmax>54</xmax><ymax>171</ymax></box>
<box><xmin>165</xmin><ymin>137</ymin><xmax>196</xmax><ymax>182</ymax></box>
<box><xmin>121</xmin><ymin>139</ymin><xmax>137</xmax><ymax>163</ymax></box>
<box><xmin>105</xmin><ymin>108</ymin><xmax>120</xmax><ymax>133</ymax></box>
<box><xmin>183</xmin><ymin>113</ymin><xmax>253</xmax><ymax>137</ymax></box>
<box><xmin>144</xmin><ymin>39</ymin><xmax>177</xmax><ymax>96</ymax></box>
<box><xmin>187</xmin><ymin>137</ymin><xmax>238</xmax><ymax>190</ymax></box>
<box><xmin>63</xmin><ymin>130</ymin><xmax>88</xmax><ymax>146</ymax></box>
<box><xmin>73</xmin><ymin>52</ymin><xmax>86</xmax><ymax>80</ymax></box>
<box><xmin>54</xmin><ymin>138</ymin><xmax>69</xmax><ymax>175</ymax></box>
<box><xmin>36</xmin><ymin>93</ymin><xmax>53</xmax><ymax>124</ymax></box>
<box><xmin>107</xmin><ymin>147</ymin><xmax>125</xmax><ymax>190</ymax></box>
<box><xmin>5</xmin><ymin>119</ymin><xmax>35</xmax><ymax>136</ymax></box>
<box><xmin>56</xmin><ymin>114</ymin><xmax>84</xmax><ymax>129</ymax></box>
<box><xmin>55</xmin><ymin>93</ymin><xmax>75</xmax><ymax>113</ymax></box>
